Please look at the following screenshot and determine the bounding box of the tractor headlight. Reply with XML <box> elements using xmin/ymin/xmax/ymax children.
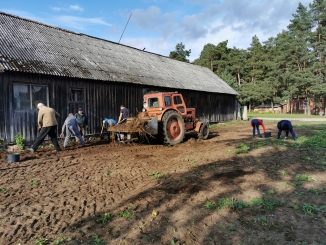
<box><xmin>159</xmin><ymin>107</ymin><xmax>163</xmax><ymax>111</ymax></box>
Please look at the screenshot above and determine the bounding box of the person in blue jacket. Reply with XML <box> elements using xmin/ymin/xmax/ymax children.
<box><xmin>277</xmin><ymin>120</ymin><xmax>297</xmax><ymax>141</ymax></box>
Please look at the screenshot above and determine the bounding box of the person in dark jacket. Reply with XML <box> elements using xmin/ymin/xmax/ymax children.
<box><xmin>74</xmin><ymin>108</ymin><xmax>88</xmax><ymax>139</ymax></box>
<box><xmin>60</xmin><ymin>113</ymin><xmax>85</xmax><ymax>148</ymax></box>
<box><xmin>118</xmin><ymin>105</ymin><xmax>130</xmax><ymax>123</ymax></box>
<box><xmin>251</xmin><ymin>118</ymin><xmax>266</xmax><ymax>137</ymax></box>
<box><xmin>277</xmin><ymin>120</ymin><xmax>297</xmax><ymax>141</ymax></box>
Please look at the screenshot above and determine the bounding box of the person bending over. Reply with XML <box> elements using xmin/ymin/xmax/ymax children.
<box><xmin>277</xmin><ymin>120</ymin><xmax>296</xmax><ymax>141</ymax></box>
<box><xmin>251</xmin><ymin>118</ymin><xmax>266</xmax><ymax>138</ymax></box>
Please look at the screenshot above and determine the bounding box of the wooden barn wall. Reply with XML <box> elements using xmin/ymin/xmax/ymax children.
<box><xmin>0</xmin><ymin>73</ymin><xmax>5</xmax><ymax>141</ymax></box>
<box><xmin>1</xmin><ymin>71</ymin><xmax>237</xmax><ymax>143</ymax></box>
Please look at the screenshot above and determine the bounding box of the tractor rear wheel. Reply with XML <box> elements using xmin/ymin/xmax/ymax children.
<box><xmin>160</xmin><ymin>110</ymin><xmax>185</xmax><ymax>145</ymax></box>
<box><xmin>198</xmin><ymin>122</ymin><xmax>209</xmax><ymax>140</ymax></box>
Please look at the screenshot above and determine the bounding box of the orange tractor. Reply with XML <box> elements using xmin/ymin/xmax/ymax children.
<box><xmin>108</xmin><ymin>91</ymin><xmax>210</xmax><ymax>145</ymax></box>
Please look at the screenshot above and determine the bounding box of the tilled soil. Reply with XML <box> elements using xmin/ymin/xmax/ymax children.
<box><xmin>0</xmin><ymin>121</ymin><xmax>326</xmax><ymax>245</ymax></box>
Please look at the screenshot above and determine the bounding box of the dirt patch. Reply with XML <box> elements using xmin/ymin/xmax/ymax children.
<box><xmin>0</xmin><ymin>121</ymin><xmax>326</xmax><ymax>244</ymax></box>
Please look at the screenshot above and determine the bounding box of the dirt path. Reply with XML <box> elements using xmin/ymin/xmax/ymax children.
<box><xmin>0</xmin><ymin>121</ymin><xmax>326</xmax><ymax>245</ymax></box>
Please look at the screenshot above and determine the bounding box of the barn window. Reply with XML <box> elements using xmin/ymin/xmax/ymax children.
<box><xmin>70</xmin><ymin>88</ymin><xmax>84</xmax><ymax>102</ymax></box>
<box><xmin>13</xmin><ymin>84</ymin><xmax>48</xmax><ymax>110</ymax></box>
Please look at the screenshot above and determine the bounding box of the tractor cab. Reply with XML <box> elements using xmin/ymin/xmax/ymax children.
<box><xmin>143</xmin><ymin>91</ymin><xmax>195</xmax><ymax>120</ymax></box>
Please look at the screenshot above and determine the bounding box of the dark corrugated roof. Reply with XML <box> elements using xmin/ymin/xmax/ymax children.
<box><xmin>0</xmin><ymin>12</ymin><xmax>238</xmax><ymax>95</ymax></box>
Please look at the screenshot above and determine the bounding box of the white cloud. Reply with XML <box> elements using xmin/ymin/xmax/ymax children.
<box><xmin>51</xmin><ymin>5</ymin><xmax>84</xmax><ymax>12</ymax></box>
<box><xmin>53</xmin><ymin>16</ymin><xmax>111</xmax><ymax>30</ymax></box>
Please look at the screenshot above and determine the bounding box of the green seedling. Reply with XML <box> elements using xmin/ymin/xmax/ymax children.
<box><xmin>269</xmin><ymin>189</ymin><xmax>275</xmax><ymax>195</ymax></box>
<box><xmin>203</xmin><ymin>201</ymin><xmax>216</xmax><ymax>209</ymax></box>
<box><xmin>309</xmin><ymin>188</ymin><xmax>326</xmax><ymax>195</ymax></box>
<box><xmin>0</xmin><ymin>189</ymin><xmax>6</xmax><ymax>194</ymax></box>
<box><xmin>54</xmin><ymin>236</ymin><xmax>71</xmax><ymax>245</ymax></box>
<box><xmin>279</xmin><ymin>171</ymin><xmax>289</xmax><ymax>176</ymax></box>
<box><xmin>302</xmin><ymin>204</ymin><xmax>319</xmax><ymax>216</ymax></box>
<box><xmin>301</xmin><ymin>156</ymin><xmax>313</xmax><ymax>162</ymax></box>
<box><xmin>191</xmin><ymin>170</ymin><xmax>202</xmax><ymax>175</ymax></box>
<box><xmin>116</xmin><ymin>210</ymin><xmax>132</xmax><ymax>218</ymax></box>
<box><xmin>253</xmin><ymin>215</ymin><xmax>267</xmax><ymax>226</ymax></box>
<box><xmin>98</xmin><ymin>212</ymin><xmax>111</xmax><ymax>223</ymax></box>
<box><xmin>228</xmin><ymin>225</ymin><xmax>236</xmax><ymax>231</ymax></box>
<box><xmin>92</xmin><ymin>235</ymin><xmax>105</xmax><ymax>245</ymax></box>
<box><xmin>30</xmin><ymin>180</ymin><xmax>38</xmax><ymax>187</ymax></box>
<box><xmin>296</xmin><ymin>174</ymin><xmax>317</xmax><ymax>182</ymax></box>
<box><xmin>235</xmin><ymin>143</ymin><xmax>250</xmax><ymax>154</ymax></box>
<box><xmin>33</xmin><ymin>239</ymin><xmax>49</xmax><ymax>245</ymax></box>
<box><xmin>293</xmin><ymin>205</ymin><xmax>299</xmax><ymax>210</ymax></box>
<box><xmin>250</xmin><ymin>197</ymin><xmax>284</xmax><ymax>210</ymax></box>
<box><xmin>218</xmin><ymin>198</ymin><xmax>248</xmax><ymax>210</ymax></box>
<box><xmin>149</xmin><ymin>171</ymin><xmax>165</xmax><ymax>179</ymax></box>
<box><xmin>188</xmin><ymin>157</ymin><xmax>198</xmax><ymax>162</ymax></box>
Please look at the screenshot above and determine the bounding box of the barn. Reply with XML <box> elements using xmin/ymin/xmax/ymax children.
<box><xmin>0</xmin><ymin>12</ymin><xmax>239</xmax><ymax>143</ymax></box>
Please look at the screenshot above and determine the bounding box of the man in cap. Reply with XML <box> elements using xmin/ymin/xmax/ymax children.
<box><xmin>74</xmin><ymin>107</ymin><xmax>88</xmax><ymax>140</ymax></box>
<box><xmin>27</xmin><ymin>103</ymin><xmax>61</xmax><ymax>153</ymax></box>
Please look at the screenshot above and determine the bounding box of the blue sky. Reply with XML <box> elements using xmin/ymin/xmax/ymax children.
<box><xmin>0</xmin><ymin>0</ymin><xmax>312</xmax><ymax>61</ymax></box>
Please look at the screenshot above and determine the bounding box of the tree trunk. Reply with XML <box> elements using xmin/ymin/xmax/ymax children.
<box><xmin>237</xmin><ymin>72</ymin><xmax>241</xmax><ymax>86</ymax></box>
<box><xmin>307</xmin><ymin>98</ymin><xmax>311</xmax><ymax>115</ymax></box>
<box><xmin>324</xmin><ymin>97</ymin><xmax>326</xmax><ymax>116</ymax></box>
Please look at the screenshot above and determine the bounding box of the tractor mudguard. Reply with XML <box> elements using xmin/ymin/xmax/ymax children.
<box><xmin>195</xmin><ymin>121</ymin><xmax>203</xmax><ymax>132</ymax></box>
<box><xmin>145</xmin><ymin>116</ymin><xmax>158</xmax><ymax>135</ymax></box>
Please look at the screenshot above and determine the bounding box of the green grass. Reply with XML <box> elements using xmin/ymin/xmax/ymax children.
<box><xmin>253</xmin><ymin>215</ymin><xmax>267</xmax><ymax>226</ymax></box>
<box><xmin>116</xmin><ymin>210</ymin><xmax>132</xmax><ymax>218</ymax></box>
<box><xmin>54</xmin><ymin>236</ymin><xmax>71</xmax><ymax>245</ymax></box>
<box><xmin>97</xmin><ymin>212</ymin><xmax>111</xmax><ymax>223</ymax></box>
<box><xmin>33</xmin><ymin>239</ymin><xmax>49</xmax><ymax>245</ymax></box>
<box><xmin>296</xmin><ymin>174</ymin><xmax>317</xmax><ymax>182</ymax></box>
<box><xmin>235</xmin><ymin>143</ymin><xmax>250</xmax><ymax>154</ymax></box>
<box><xmin>250</xmin><ymin>197</ymin><xmax>285</xmax><ymax>210</ymax></box>
<box><xmin>210</xmin><ymin>121</ymin><xmax>237</xmax><ymax>129</ymax></box>
<box><xmin>203</xmin><ymin>201</ymin><xmax>216</xmax><ymax>209</ymax></box>
<box><xmin>149</xmin><ymin>171</ymin><xmax>165</xmax><ymax>179</ymax></box>
<box><xmin>248</xmin><ymin>112</ymin><xmax>326</xmax><ymax>119</ymax></box>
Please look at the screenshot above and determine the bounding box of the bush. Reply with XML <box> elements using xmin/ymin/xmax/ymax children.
<box><xmin>15</xmin><ymin>133</ymin><xmax>25</xmax><ymax>150</ymax></box>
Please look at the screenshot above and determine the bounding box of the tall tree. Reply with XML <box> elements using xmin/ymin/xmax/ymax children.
<box><xmin>193</xmin><ymin>43</ymin><xmax>218</xmax><ymax>71</ymax></box>
<box><xmin>169</xmin><ymin>42</ymin><xmax>191</xmax><ymax>62</ymax></box>
<box><xmin>310</xmin><ymin>0</ymin><xmax>326</xmax><ymax>114</ymax></box>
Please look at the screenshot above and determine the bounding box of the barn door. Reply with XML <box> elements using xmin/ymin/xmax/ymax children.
<box><xmin>69</xmin><ymin>88</ymin><xmax>85</xmax><ymax>115</ymax></box>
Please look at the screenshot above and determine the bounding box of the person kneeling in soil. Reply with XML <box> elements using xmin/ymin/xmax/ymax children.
<box><xmin>277</xmin><ymin>120</ymin><xmax>297</xmax><ymax>141</ymax></box>
<box><xmin>251</xmin><ymin>118</ymin><xmax>266</xmax><ymax>137</ymax></box>
<box><xmin>103</xmin><ymin>118</ymin><xmax>119</xmax><ymax>140</ymax></box>
<box><xmin>60</xmin><ymin>113</ymin><xmax>85</xmax><ymax>148</ymax></box>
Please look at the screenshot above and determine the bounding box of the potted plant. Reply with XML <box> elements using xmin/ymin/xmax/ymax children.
<box><xmin>7</xmin><ymin>133</ymin><xmax>24</xmax><ymax>163</ymax></box>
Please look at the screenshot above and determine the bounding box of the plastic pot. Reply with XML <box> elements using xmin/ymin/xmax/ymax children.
<box><xmin>7</xmin><ymin>153</ymin><xmax>20</xmax><ymax>163</ymax></box>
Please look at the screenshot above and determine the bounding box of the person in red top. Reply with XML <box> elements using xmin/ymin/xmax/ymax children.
<box><xmin>251</xmin><ymin>118</ymin><xmax>266</xmax><ymax>137</ymax></box>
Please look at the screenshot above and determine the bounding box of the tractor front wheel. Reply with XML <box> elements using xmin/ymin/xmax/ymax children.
<box><xmin>160</xmin><ymin>110</ymin><xmax>185</xmax><ymax>145</ymax></box>
<box><xmin>198</xmin><ymin>122</ymin><xmax>209</xmax><ymax>140</ymax></box>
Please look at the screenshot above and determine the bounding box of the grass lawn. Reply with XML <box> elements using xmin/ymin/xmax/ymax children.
<box><xmin>248</xmin><ymin>112</ymin><xmax>326</xmax><ymax>119</ymax></box>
